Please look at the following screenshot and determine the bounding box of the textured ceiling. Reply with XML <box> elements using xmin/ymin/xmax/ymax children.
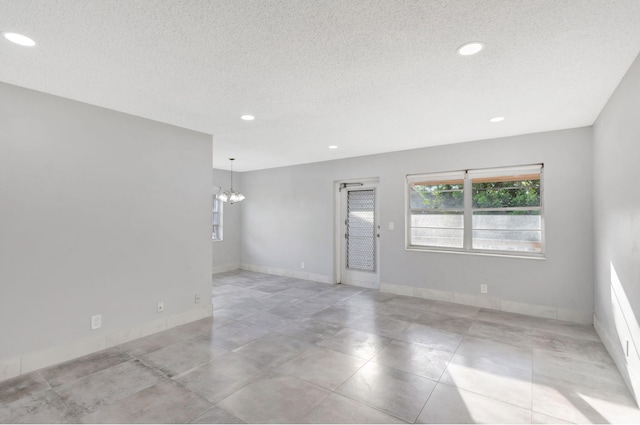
<box><xmin>2</xmin><ymin>0</ymin><xmax>640</xmax><ymax>171</ymax></box>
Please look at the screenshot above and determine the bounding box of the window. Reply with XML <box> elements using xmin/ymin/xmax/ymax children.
<box><xmin>407</xmin><ymin>164</ymin><xmax>543</xmax><ymax>256</ymax></box>
<box><xmin>212</xmin><ymin>190</ymin><xmax>223</xmax><ymax>241</ymax></box>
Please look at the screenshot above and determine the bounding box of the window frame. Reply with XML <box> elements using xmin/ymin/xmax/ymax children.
<box><xmin>212</xmin><ymin>187</ymin><xmax>223</xmax><ymax>242</ymax></box>
<box><xmin>406</xmin><ymin>164</ymin><xmax>545</xmax><ymax>258</ymax></box>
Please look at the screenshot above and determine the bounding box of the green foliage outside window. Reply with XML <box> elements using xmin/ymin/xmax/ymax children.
<box><xmin>411</xmin><ymin>179</ymin><xmax>540</xmax><ymax>214</ymax></box>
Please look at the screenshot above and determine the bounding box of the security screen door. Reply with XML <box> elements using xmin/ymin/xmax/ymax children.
<box><xmin>341</xmin><ymin>185</ymin><xmax>380</xmax><ymax>288</ymax></box>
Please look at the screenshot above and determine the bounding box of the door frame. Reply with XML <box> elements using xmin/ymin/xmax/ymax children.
<box><xmin>333</xmin><ymin>177</ymin><xmax>380</xmax><ymax>286</ymax></box>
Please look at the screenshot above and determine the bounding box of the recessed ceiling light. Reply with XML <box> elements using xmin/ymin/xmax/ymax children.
<box><xmin>489</xmin><ymin>116</ymin><xmax>505</xmax><ymax>123</ymax></box>
<box><xmin>328</xmin><ymin>145</ymin><xmax>338</xmax><ymax>149</ymax></box>
<box><xmin>457</xmin><ymin>42</ymin><xmax>484</xmax><ymax>56</ymax></box>
<box><xmin>2</xmin><ymin>32</ymin><xmax>36</xmax><ymax>47</ymax></box>
<box><xmin>240</xmin><ymin>115</ymin><xmax>255</xmax><ymax>121</ymax></box>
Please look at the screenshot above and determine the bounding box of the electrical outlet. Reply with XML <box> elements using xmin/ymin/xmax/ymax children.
<box><xmin>194</xmin><ymin>294</ymin><xmax>201</xmax><ymax>304</ymax></box>
<box><xmin>157</xmin><ymin>302</ymin><xmax>164</xmax><ymax>313</ymax></box>
<box><xmin>480</xmin><ymin>284</ymin><xmax>488</xmax><ymax>294</ymax></box>
<box><xmin>91</xmin><ymin>314</ymin><xmax>102</xmax><ymax>330</ymax></box>
<box><xmin>301</xmin><ymin>262</ymin><xmax>305</xmax><ymax>269</ymax></box>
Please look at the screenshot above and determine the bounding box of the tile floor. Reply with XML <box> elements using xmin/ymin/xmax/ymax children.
<box><xmin>1</xmin><ymin>270</ymin><xmax>640</xmax><ymax>423</ymax></box>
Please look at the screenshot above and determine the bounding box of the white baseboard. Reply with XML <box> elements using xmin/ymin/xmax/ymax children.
<box><xmin>595</xmin><ymin>314</ymin><xmax>640</xmax><ymax>406</ymax></box>
<box><xmin>0</xmin><ymin>304</ymin><xmax>213</xmax><ymax>382</ymax></box>
<box><xmin>380</xmin><ymin>281</ymin><xmax>592</xmax><ymax>324</ymax></box>
<box><xmin>240</xmin><ymin>263</ymin><xmax>333</xmax><ymax>284</ymax></box>
<box><xmin>212</xmin><ymin>263</ymin><xmax>240</xmax><ymax>274</ymax></box>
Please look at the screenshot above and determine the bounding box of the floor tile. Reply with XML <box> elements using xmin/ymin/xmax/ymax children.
<box><xmin>336</xmin><ymin>362</ymin><xmax>436</xmax><ymax>423</ymax></box>
<box><xmin>217</xmin><ymin>370</ymin><xmax>330</xmax><ymax>423</ymax></box>
<box><xmin>80</xmin><ymin>380</ymin><xmax>212</xmax><ymax>423</ymax></box>
<box><xmin>530</xmin><ymin>317</ymin><xmax>600</xmax><ymax>341</ymax></box>
<box><xmin>250</xmin><ymin>282</ymin><xmax>291</xmax><ymax>294</ymax></box>
<box><xmin>306</xmin><ymin>290</ymin><xmax>352</xmax><ymax>305</ymax></box>
<box><xmin>190</xmin><ymin>406</ymin><xmax>245</xmax><ymax>424</ymax></box>
<box><xmin>0</xmin><ymin>372</ymin><xmax>50</xmax><ymax>404</ymax></box>
<box><xmin>302</xmin><ymin>393</ymin><xmax>405</xmax><ymax>423</ymax></box>
<box><xmin>346</xmin><ymin>315</ymin><xmax>411</xmax><ymax>339</ymax></box>
<box><xmin>2</xmin><ymin>270</ymin><xmax>637</xmax><ymax>424</ymax></box>
<box><xmin>40</xmin><ymin>347</ymin><xmax>132</xmax><ymax>387</ymax></box>
<box><xmin>456</xmin><ymin>336</ymin><xmax>533</xmax><ymax>372</ymax></box>
<box><xmin>240</xmin><ymin>311</ymin><xmax>295</xmax><ymax>332</ymax></box>
<box><xmin>0</xmin><ymin>389</ymin><xmax>77</xmax><ymax>424</ymax></box>
<box><xmin>201</xmin><ymin>321</ymin><xmax>271</xmax><ymax>350</ymax></box>
<box><xmin>191</xmin><ymin>351</ymin><xmax>267</xmax><ymax>382</ymax></box>
<box><xmin>385</xmin><ymin>296</ymin><xmax>433</xmax><ymax>314</ymax></box>
<box><xmin>211</xmin><ymin>294</ymin><xmax>243</xmax><ymax>311</ymax></box>
<box><xmin>310</xmin><ymin>305</ymin><xmax>369</xmax><ymax>326</ymax></box>
<box><xmin>335</xmin><ymin>296</ymin><xmax>386</xmax><ymax>313</ymax></box>
<box><xmin>261</xmin><ymin>293</ymin><xmax>299</xmax><ymax>308</ymax></box>
<box><xmin>277</xmin><ymin>318</ymin><xmax>344</xmax><ymax>343</ymax></box>
<box><xmin>428</xmin><ymin>301</ymin><xmax>480</xmax><ymax>318</ymax></box>
<box><xmin>475</xmin><ymin>309</ymin><xmax>533</xmax><ymax>329</ymax></box>
<box><xmin>531</xmin><ymin>411</ymin><xmax>572</xmax><ymax>424</ymax></box>
<box><xmin>211</xmin><ymin>284</ymin><xmax>244</xmax><ymax>297</ymax></box>
<box><xmin>417</xmin><ymin>382</ymin><xmax>531</xmax><ymax>424</ymax></box>
<box><xmin>279</xmin><ymin>287</ymin><xmax>325</xmax><ymax>299</ymax></box>
<box><xmin>268</xmin><ymin>301</ymin><xmax>327</xmax><ymax>320</ymax></box>
<box><xmin>533</xmin><ymin>330</ymin><xmax>614</xmax><ymax>365</ymax></box>
<box><xmin>413</xmin><ymin>311</ymin><xmax>474</xmax><ymax>334</ymax></box>
<box><xmin>532</xmin><ymin>373</ymin><xmax>640</xmax><ymax>424</ymax></box>
<box><xmin>467</xmin><ymin>319</ymin><xmax>535</xmax><ymax>348</ymax></box>
<box><xmin>232</xmin><ymin>333</ymin><xmax>309</xmax><ymax>367</ymax></box>
<box><xmin>396</xmin><ymin>323</ymin><xmax>464</xmax><ymax>353</ymax></box>
<box><xmin>140</xmin><ymin>335</ymin><xmax>227</xmax><ymax>377</ymax></box>
<box><xmin>53</xmin><ymin>359</ymin><xmax>160</xmax><ymax>417</ymax></box>
<box><xmin>175</xmin><ymin>352</ymin><xmax>266</xmax><ymax>403</ymax></box>
<box><xmin>378</xmin><ymin>304</ymin><xmax>424</xmax><ymax>322</ymax></box>
<box><xmin>215</xmin><ymin>304</ymin><xmax>264</xmax><ymax>321</ymax></box>
<box><xmin>533</xmin><ymin>348</ymin><xmax>628</xmax><ymax>391</ymax></box>
<box><xmin>175</xmin><ymin>316</ymin><xmax>236</xmax><ymax>336</ymax></box>
<box><xmin>372</xmin><ymin>340</ymin><xmax>452</xmax><ymax>380</ymax></box>
<box><xmin>278</xmin><ymin>346</ymin><xmax>366</xmax><ymax>390</ymax></box>
<box><xmin>317</xmin><ymin>328</ymin><xmax>391</xmax><ymax>360</ymax></box>
<box><xmin>331</xmin><ymin>284</ymin><xmax>365</xmax><ymax>296</ymax></box>
<box><xmin>353</xmin><ymin>290</ymin><xmax>398</xmax><ymax>303</ymax></box>
<box><xmin>118</xmin><ymin>327</ymin><xmax>194</xmax><ymax>357</ymax></box>
<box><xmin>440</xmin><ymin>353</ymin><xmax>532</xmax><ymax>409</ymax></box>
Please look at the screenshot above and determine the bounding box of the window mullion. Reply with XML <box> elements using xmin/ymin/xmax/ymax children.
<box><xmin>463</xmin><ymin>171</ymin><xmax>472</xmax><ymax>251</ymax></box>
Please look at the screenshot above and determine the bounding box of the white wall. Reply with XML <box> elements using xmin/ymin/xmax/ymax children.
<box><xmin>212</xmin><ymin>168</ymin><xmax>241</xmax><ymax>272</ymax></box>
<box><xmin>241</xmin><ymin>127</ymin><xmax>594</xmax><ymax>321</ymax></box>
<box><xmin>0</xmin><ymin>83</ymin><xmax>212</xmax><ymax>377</ymax></box>
<box><xmin>593</xmin><ymin>52</ymin><xmax>640</xmax><ymax>403</ymax></box>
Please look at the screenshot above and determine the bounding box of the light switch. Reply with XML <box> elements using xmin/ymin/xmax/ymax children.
<box><xmin>388</xmin><ymin>222</ymin><xmax>395</xmax><ymax>230</ymax></box>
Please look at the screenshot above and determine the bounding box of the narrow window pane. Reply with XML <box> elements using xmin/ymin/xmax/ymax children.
<box><xmin>410</xmin><ymin>183</ymin><xmax>464</xmax><ymax>209</ymax></box>
<box><xmin>472</xmin><ymin>211</ymin><xmax>541</xmax><ymax>230</ymax></box>
<box><xmin>212</xmin><ymin>196</ymin><xmax>223</xmax><ymax>241</ymax></box>
<box><xmin>411</xmin><ymin>211</ymin><xmax>464</xmax><ymax>229</ymax></box>
<box><xmin>472</xmin><ymin>178</ymin><xmax>540</xmax><ymax>208</ymax></box>
<box><xmin>472</xmin><ymin>229</ymin><xmax>542</xmax><ymax>252</ymax></box>
<box><xmin>410</xmin><ymin>227</ymin><xmax>464</xmax><ymax>248</ymax></box>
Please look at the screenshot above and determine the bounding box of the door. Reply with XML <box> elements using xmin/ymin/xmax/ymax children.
<box><xmin>340</xmin><ymin>184</ymin><xmax>380</xmax><ymax>288</ymax></box>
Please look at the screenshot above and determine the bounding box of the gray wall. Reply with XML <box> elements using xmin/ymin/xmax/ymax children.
<box><xmin>212</xmin><ymin>168</ymin><xmax>241</xmax><ymax>272</ymax></box>
<box><xmin>241</xmin><ymin>127</ymin><xmax>594</xmax><ymax>318</ymax></box>
<box><xmin>0</xmin><ymin>82</ymin><xmax>212</xmax><ymax>360</ymax></box>
<box><xmin>593</xmin><ymin>52</ymin><xmax>640</xmax><ymax>401</ymax></box>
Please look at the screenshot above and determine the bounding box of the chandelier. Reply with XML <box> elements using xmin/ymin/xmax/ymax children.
<box><xmin>218</xmin><ymin>158</ymin><xmax>245</xmax><ymax>204</ymax></box>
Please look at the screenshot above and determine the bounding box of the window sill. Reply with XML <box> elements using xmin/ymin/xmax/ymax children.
<box><xmin>405</xmin><ymin>246</ymin><xmax>545</xmax><ymax>260</ymax></box>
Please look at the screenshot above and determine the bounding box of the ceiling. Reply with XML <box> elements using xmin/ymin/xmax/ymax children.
<box><xmin>2</xmin><ymin>0</ymin><xmax>640</xmax><ymax>171</ymax></box>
